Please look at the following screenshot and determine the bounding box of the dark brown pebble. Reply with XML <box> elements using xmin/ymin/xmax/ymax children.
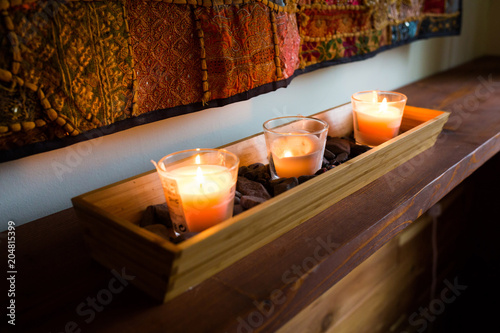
<box><xmin>323</xmin><ymin>149</ymin><xmax>335</xmax><ymax>161</ymax></box>
<box><xmin>298</xmin><ymin>175</ymin><xmax>316</xmax><ymax>183</ymax></box>
<box><xmin>322</xmin><ymin>157</ymin><xmax>330</xmax><ymax>168</ymax></box>
<box><xmin>341</xmin><ymin>136</ymin><xmax>358</xmax><ymax>147</ymax></box>
<box><xmin>326</xmin><ymin>137</ymin><xmax>351</xmax><ymax>155</ymax></box>
<box><xmin>238</xmin><ymin>165</ymin><xmax>248</xmax><ymax>176</ymax></box>
<box><xmin>335</xmin><ymin>152</ymin><xmax>349</xmax><ymax>163</ymax></box>
<box><xmin>315</xmin><ymin>168</ymin><xmax>328</xmax><ymax>175</ymax></box>
<box><xmin>235</xmin><ymin>190</ymin><xmax>242</xmax><ymax>198</ymax></box>
<box><xmin>144</xmin><ymin>224</ymin><xmax>171</xmax><ymax>241</ymax></box>
<box><xmin>255</xmin><ymin>177</ymin><xmax>269</xmax><ymax>186</ymax></box>
<box><xmin>248</xmin><ymin>163</ymin><xmax>263</xmax><ymax>170</ymax></box>
<box><xmin>140</xmin><ymin>206</ymin><xmax>156</xmax><ymax>227</ymax></box>
<box><xmin>140</xmin><ymin>203</ymin><xmax>172</xmax><ymax>228</ymax></box>
<box><xmin>233</xmin><ymin>204</ymin><xmax>244</xmax><ymax>216</ymax></box>
<box><xmin>240</xmin><ymin>195</ymin><xmax>267</xmax><ymax>209</ymax></box>
<box><xmin>270</xmin><ymin>177</ymin><xmax>299</xmax><ymax>196</ymax></box>
<box><xmin>243</xmin><ymin>163</ymin><xmax>270</xmax><ymax>181</ymax></box>
<box><xmin>234</xmin><ymin>196</ymin><xmax>240</xmax><ymax>205</ymax></box>
<box><xmin>350</xmin><ymin>144</ymin><xmax>371</xmax><ymax>157</ymax></box>
<box><xmin>237</xmin><ymin>176</ymin><xmax>271</xmax><ymax>199</ymax></box>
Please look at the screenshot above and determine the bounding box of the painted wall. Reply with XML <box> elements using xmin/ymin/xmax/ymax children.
<box><xmin>0</xmin><ymin>0</ymin><xmax>497</xmax><ymax>231</ymax></box>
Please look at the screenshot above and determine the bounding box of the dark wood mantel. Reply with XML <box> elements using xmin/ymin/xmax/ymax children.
<box><xmin>2</xmin><ymin>56</ymin><xmax>500</xmax><ymax>333</ymax></box>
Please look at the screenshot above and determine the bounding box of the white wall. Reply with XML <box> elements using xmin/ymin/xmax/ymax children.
<box><xmin>0</xmin><ymin>0</ymin><xmax>496</xmax><ymax>230</ymax></box>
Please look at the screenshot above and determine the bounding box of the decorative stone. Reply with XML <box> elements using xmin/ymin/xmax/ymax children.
<box><xmin>140</xmin><ymin>203</ymin><xmax>172</xmax><ymax>228</ymax></box>
<box><xmin>315</xmin><ymin>168</ymin><xmax>328</xmax><ymax>175</ymax></box>
<box><xmin>323</xmin><ymin>149</ymin><xmax>335</xmax><ymax>161</ymax></box>
<box><xmin>344</xmin><ymin>137</ymin><xmax>358</xmax><ymax>147</ymax></box>
<box><xmin>270</xmin><ymin>177</ymin><xmax>299</xmax><ymax>196</ymax></box>
<box><xmin>238</xmin><ymin>165</ymin><xmax>248</xmax><ymax>176</ymax></box>
<box><xmin>298</xmin><ymin>175</ymin><xmax>316</xmax><ymax>184</ymax></box>
<box><xmin>335</xmin><ymin>152</ymin><xmax>349</xmax><ymax>163</ymax></box>
<box><xmin>350</xmin><ymin>144</ymin><xmax>372</xmax><ymax>157</ymax></box>
<box><xmin>326</xmin><ymin>137</ymin><xmax>351</xmax><ymax>155</ymax></box>
<box><xmin>144</xmin><ymin>224</ymin><xmax>171</xmax><ymax>241</ymax></box>
<box><xmin>241</xmin><ymin>163</ymin><xmax>270</xmax><ymax>182</ymax></box>
<box><xmin>240</xmin><ymin>195</ymin><xmax>267</xmax><ymax>210</ymax></box>
<box><xmin>233</xmin><ymin>204</ymin><xmax>244</xmax><ymax>216</ymax></box>
<box><xmin>236</xmin><ymin>176</ymin><xmax>271</xmax><ymax>199</ymax></box>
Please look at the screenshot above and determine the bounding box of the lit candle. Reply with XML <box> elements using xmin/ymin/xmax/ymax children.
<box><xmin>170</xmin><ymin>163</ymin><xmax>234</xmax><ymax>232</ymax></box>
<box><xmin>153</xmin><ymin>149</ymin><xmax>239</xmax><ymax>233</ymax></box>
<box><xmin>263</xmin><ymin>116</ymin><xmax>329</xmax><ymax>179</ymax></box>
<box><xmin>270</xmin><ymin>134</ymin><xmax>323</xmax><ymax>178</ymax></box>
<box><xmin>351</xmin><ymin>91</ymin><xmax>407</xmax><ymax>146</ymax></box>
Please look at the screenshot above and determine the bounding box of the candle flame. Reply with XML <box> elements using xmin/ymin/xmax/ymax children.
<box><xmin>196</xmin><ymin>166</ymin><xmax>204</xmax><ymax>188</ymax></box>
<box><xmin>195</xmin><ymin>154</ymin><xmax>201</xmax><ymax>164</ymax></box>
<box><xmin>379</xmin><ymin>98</ymin><xmax>388</xmax><ymax>113</ymax></box>
<box><xmin>284</xmin><ymin>150</ymin><xmax>293</xmax><ymax>158</ymax></box>
<box><xmin>372</xmin><ymin>91</ymin><xmax>378</xmax><ymax>103</ymax></box>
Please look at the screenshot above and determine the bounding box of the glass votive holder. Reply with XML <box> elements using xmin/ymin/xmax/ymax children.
<box><xmin>152</xmin><ymin>149</ymin><xmax>239</xmax><ymax>233</ymax></box>
<box><xmin>351</xmin><ymin>91</ymin><xmax>407</xmax><ymax>147</ymax></box>
<box><xmin>263</xmin><ymin>116</ymin><xmax>329</xmax><ymax>179</ymax></box>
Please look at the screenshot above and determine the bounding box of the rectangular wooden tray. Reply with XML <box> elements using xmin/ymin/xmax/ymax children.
<box><xmin>72</xmin><ymin>104</ymin><xmax>449</xmax><ymax>302</ymax></box>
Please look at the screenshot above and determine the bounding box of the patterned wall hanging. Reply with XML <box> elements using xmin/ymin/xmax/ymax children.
<box><xmin>0</xmin><ymin>0</ymin><xmax>461</xmax><ymax>162</ymax></box>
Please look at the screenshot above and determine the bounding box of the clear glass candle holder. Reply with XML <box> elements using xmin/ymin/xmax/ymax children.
<box><xmin>152</xmin><ymin>149</ymin><xmax>239</xmax><ymax>233</ymax></box>
<box><xmin>263</xmin><ymin>116</ymin><xmax>329</xmax><ymax>179</ymax></box>
<box><xmin>351</xmin><ymin>91</ymin><xmax>407</xmax><ymax>147</ymax></box>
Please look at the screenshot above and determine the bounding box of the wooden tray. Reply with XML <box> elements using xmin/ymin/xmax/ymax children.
<box><xmin>71</xmin><ymin>104</ymin><xmax>449</xmax><ymax>302</ymax></box>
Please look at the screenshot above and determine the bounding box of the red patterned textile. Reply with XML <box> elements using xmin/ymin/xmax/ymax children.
<box><xmin>128</xmin><ymin>2</ymin><xmax>202</xmax><ymax>113</ymax></box>
<box><xmin>195</xmin><ymin>2</ymin><xmax>276</xmax><ymax>100</ymax></box>
<box><xmin>276</xmin><ymin>11</ymin><xmax>301</xmax><ymax>79</ymax></box>
<box><xmin>298</xmin><ymin>9</ymin><xmax>371</xmax><ymax>38</ymax></box>
<box><xmin>0</xmin><ymin>0</ymin><xmax>462</xmax><ymax>162</ymax></box>
<box><xmin>424</xmin><ymin>0</ymin><xmax>446</xmax><ymax>13</ymax></box>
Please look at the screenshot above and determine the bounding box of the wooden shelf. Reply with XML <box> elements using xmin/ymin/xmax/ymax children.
<box><xmin>3</xmin><ymin>56</ymin><xmax>500</xmax><ymax>333</ymax></box>
<box><xmin>71</xmin><ymin>105</ymin><xmax>448</xmax><ymax>303</ymax></box>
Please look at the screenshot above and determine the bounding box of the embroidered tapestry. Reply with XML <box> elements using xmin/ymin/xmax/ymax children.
<box><xmin>0</xmin><ymin>0</ymin><xmax>461</xmax><ymax>162</ymax></box>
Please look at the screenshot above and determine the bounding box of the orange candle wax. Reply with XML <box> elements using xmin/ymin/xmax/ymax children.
<box><xmin>169</xmin><ymin>165</ymin><xmax>234</xmax><ymax>232</ymax></box>
<box><xmin>271</xmin><ymin>134</ymin><xmax>323</xmax><ymax>178</ymax></box>
<box><xmin>353</xmin><ymin>97</ymin><xmax>403</xmax><ymax>146</ymax></box>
